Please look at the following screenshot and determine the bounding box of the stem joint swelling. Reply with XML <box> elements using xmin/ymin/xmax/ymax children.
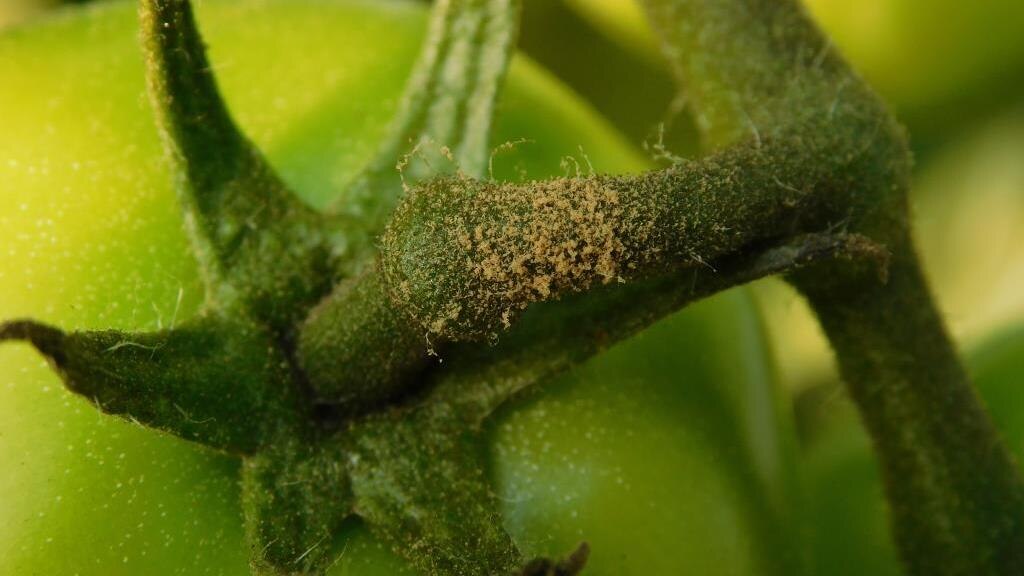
<box><xmin>1</xmin><ymin>0</ymin><xmax>1022</xmax><ymax>575</ymax></box>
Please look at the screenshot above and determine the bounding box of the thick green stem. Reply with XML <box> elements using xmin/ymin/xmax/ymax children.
<box><xmin>299</xmin><ymin>107</ymin><xmax>885</xmax><ymax>403</ymax></box>
<box><xmin>298</xmin><ymin>268</ymin><xmax>430</xmax><ymax>408</ymax></box>
<box><xmin>794</xmin><ymin>243</ymin><xmax>1024</xmax><ymax>575</ymax></box>
<box><xmin>426</xmin><ymin>232</ymin><xmax>886</xmax><ymax>424</ymax></box>
<box><xmin>379</xmin><ymin>133</ymin><xmax>851</xmax><ymax>343</ymax></box>
<box><xmin>640</xmin><ymin>0</ymin><xmax>1024</xmax><ymax>573</ymax></box>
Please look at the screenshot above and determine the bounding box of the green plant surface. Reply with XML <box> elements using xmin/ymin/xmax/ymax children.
<box><xmin>633</xmin><ymin>1</ymin><xmax>1022</xmax><ymax>573</ymax></box>
<box><xmin>0</xmin><ymin>1</ymin><xmax>803</xmax><ymax>574</ymax></box>
<box><xmin>755</xmin><ymin>104</ymin><xmax>1024</xmax><ymax>392</ymax></box>
<box><xmin>3</xmin><ymin>0</ymin><xmax>1021</xmax><ymax>574</ymax></box>
<box><xmin>798</xmin><ymin>322</ymin><xmax>1024</xmax><ymax>576</ymax></box>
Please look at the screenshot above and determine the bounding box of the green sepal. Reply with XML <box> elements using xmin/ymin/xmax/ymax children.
<box><xmin>344</xmin><ymin>404</ymin><xmax>523</xmax><ymax>576</ymax></box>
<box><xmin>242</xmin><ymin>434</ymin><xmax>354</xmax><ymax>575</ymax></box>
<box><xmin>0</xmin><ymin>314</ymin><xmax>298</xmax><ymax>455</ymax></box>
<box><xmin>336</xmin><ymin>0</ymin><xmax>522</xmax><ymax>258</ymax></box>
<box><xmin>140</xmin><ymin>0</ymin><xmax>342</xmax><ymax>330</ymax></box>
<box><xmin>238</xmin><ymin>378</ymin><xmax>593</xmax><ymax>576</ymax></box>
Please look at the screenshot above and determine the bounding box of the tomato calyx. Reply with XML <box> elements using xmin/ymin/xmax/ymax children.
<box><xmin>3</xmin><ymin>1</ymin><xmax>592</xmax><ymax>574</ymax></box>
<box><xmin>0</xmin><ymin>1</ymin><xmax>895</xmax><ymax>573</ymax></box>
<box><xmin>5</xmin><ymin>0</ymin><xmax>1022</xmax><ymax>574</ymax></box>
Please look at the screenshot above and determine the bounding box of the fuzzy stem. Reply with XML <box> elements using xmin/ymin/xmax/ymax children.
<box><xmin>794</xmin><ymin>243</ymin><xmax>1024</xmax><ymax>575</ymax></box>
<box><xmin>640</xmin><ymin>0</ymin><xmax>1024</xmax><ymax>573</ymax></box>
<box><xmin>379</xmin><ymin>132</ymin><xmax>858</xmax><ymax>344</ymax></box>
<box><xmin>426</xmin><ymin>232</ymin><xmax>887</xmax><ymax>424</ymax></box>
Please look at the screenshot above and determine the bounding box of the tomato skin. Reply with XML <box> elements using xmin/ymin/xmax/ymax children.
<box><xmin>0</xmin><ymin>1</ymin><xmax>800</xmax><ymax>574</ymax></box>
<box><xmin>491</xmin><ymin>290</ymin><xmax>804</xmax><ymax>576</ymax></box>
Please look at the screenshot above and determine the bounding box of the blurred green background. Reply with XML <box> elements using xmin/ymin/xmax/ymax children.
<box><xmin>2</xmin><ymin>1</ymin><xmax>1022</xmax><ymax>575</ymax></box>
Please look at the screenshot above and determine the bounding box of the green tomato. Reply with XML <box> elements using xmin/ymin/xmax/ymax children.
<box><xmin>798</xmin><ymin>398</ymin><xmax>903</xmax><ymax>576</ymax></box>
<box><xmin>0</xmin><ymin>1</ymin><xmax>802</xmax><ymax>574</ymax></box>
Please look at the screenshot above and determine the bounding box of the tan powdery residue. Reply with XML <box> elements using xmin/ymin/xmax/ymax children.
<box><xmin>452</xmin><ymin>177</ymin><xmax>651</xmax><ymax>330</ymax></box>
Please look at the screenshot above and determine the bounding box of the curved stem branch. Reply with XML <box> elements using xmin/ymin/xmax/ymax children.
<box><xmin>379</xmin><ymin>131</ymin><xmax>858</xmax><ymax>343</ymax></box>
<box><xmin>794</xmin><ymin>244</ymin><xmax>1024</xmax><ymax>575</ymax></box>
<box><xmin>299</xmin><ymin>112</ymin><xmax>871</xmax><ymax>404</ymax></box>
<box><xmin>428</xmin><ymin>232</ymin><xmax>887</xmax><ymax>424</ymax></box>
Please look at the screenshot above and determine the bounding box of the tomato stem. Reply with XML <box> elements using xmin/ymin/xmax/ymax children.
<box><xmin>641</xmin><ymin>0</ymin><xmax>1024</xmax><ymax>573</ymax></box>
<box><xmin>796</xmin><ymin>239</ymin><xmax>1024</xmax><ymax>574</ymax></box>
